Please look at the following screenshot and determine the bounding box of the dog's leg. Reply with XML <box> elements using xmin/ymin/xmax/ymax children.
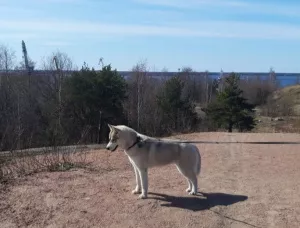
<box><xmin>188</xmin><ymin>175</ymin><xmax>198</xmax><ymax>195</ymax></box>
<box><xmin>186</xmin><ymin>180</ymin><xmax>192</xmax><ymax>193</ymax></box>
<box><xmin>132</xmin><ymin>166</ymin><xmax>142</xmax><ymax>194</ymax></box>
<box><xmin>175</xmin><ymin>164</ymin><xmax>198</xmax><ymax>195</ymax></box>
<box><xmin>129</xmin><ymin>158</ymin><xmax>141</xmax><ymax>194</ymax></box>
<box><xmin>137</xmin><ymin>168</ymin><xmax>148</xmax><ymax>199</ymax></box>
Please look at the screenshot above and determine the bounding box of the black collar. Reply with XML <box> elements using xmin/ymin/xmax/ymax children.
<box><xmin>126</xmin><ymin>136</ymin><xmax>141</xmax><ymax>151</ymax></box>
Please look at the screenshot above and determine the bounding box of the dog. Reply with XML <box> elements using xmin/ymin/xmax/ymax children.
<box><xmin>106</xmin><ymin>124</ymin><xmax>201</xmax><ymax>199</ymax></box>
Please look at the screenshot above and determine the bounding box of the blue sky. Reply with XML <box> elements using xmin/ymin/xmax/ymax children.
<box><xmin>1</xmin><ymin>0</ymin><xmax>300</xmax><ymax>72</ymax></box>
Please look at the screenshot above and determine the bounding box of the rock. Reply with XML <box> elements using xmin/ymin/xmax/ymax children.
<box><xmin>274</xmin><ymin>117</ymin><xmax>284</xmax><ymax>121</ymax></box>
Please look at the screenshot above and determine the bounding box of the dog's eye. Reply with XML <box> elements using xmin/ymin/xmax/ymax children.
<box><xmin>112</xmin><ymin>136</ymin><xmax>118</xmax><ymax>142</ymax></box>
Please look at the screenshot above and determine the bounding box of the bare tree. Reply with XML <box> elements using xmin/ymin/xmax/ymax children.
<box><xmin>0</xmin><ymin>45</ymin><xmax>18</xmax><ymax>150</ymax></box>
<box><xmin>0</xmin><ymin>44</ymin><xmax>16</xmax><ymax>88</ymax></box>
<box><xmin>41</xmin><ymin>51</ymin><xmax>74</xmax><ymax>72</ymax></box>
<box><xmin>39</xmin><ymin>51</ymin><xmax>75</xmax><ymax>142</ymax></box>
<box><xmin>161</xmin><ymin>67</ymin><xmax>168</xmax><ymax>72</ymax></box>
<box><xmin>269</xmin><ymin>67</ymin><xmax>277</xmax><ymax>86</ymax></box>
<box><xmin>131</xmin><ymin>60</ymin><xmax>148</xmax><ymax>131</ymax></box>
<box><xmin>14</xmin><ymin>59</ymin><xmax>36</xmax><ymax>71</ymax></box>
<box><xmin>239</xmin><ymin>77</ymin><xmax>277</xmax><ymax>106</ymax></box>
<box><xmin>124</xmin><ymin>60</ymin><xmax>165</xmax><ymax>135</ymax></box>
<box><xmin>0</xmin><ymin>44</ymin><xmax>16</xmax><ymax>72</ymax></box>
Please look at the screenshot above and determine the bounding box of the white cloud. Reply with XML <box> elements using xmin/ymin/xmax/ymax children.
<box><xmin>0</xmin><ymin>32</ymin><xmax>39</xmax><ymax>39</ymax></box>
<box><xmin>1</xmin><ymin>19</ymin><xmax>300</xmax><ymax>40</ymax></box>
<box><xmin>245</xmin><ymin>3</ymin><xmax>300</xmax><ymax>18</ymax></box>
<box><xmin>6</xmin><ymin>0</ymin><xmax>83</xmax><ymax>4</ymax></box>
<box><xmin>133</xmin><ymin>0</ymin><xmax>249</xmax><ymax>9</ymax></box>
<box><xmin>42</xmin><ymin>41</ymin><xmax>73</xmax><ymax>47</ymax></box>
<box><xmin>39</xmin><ymin>0</ymin><xmax>81</xmax><ymax>2</ymax></box>
<box><xmin>133</xmin><ymin>0</ymin><xmax>300</xmax><ymax>18</ymax></box>
<box><xmin>0</xmin><ymin>5</ymin><xmax>37</xmax><ymax>14</ymax></box>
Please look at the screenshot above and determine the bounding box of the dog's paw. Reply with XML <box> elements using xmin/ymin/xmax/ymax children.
<box><xmin>189</xmin><ymin>191</ymin><xmax>197</xmax><ymax>195</ymax></box>
<box><xmin>186</xmin><ymin>188</ymin><xmax>191</xmax><ymax>193</ymax></box>
<box><xmin>138</xmin><ymin>193</ymin><xmax>147</xmax><ymax>199</ymax></box>
<box><xmin>132</xmin><ymin>189</ymin><xmax>141</xmax><ymax>194</ymax></box>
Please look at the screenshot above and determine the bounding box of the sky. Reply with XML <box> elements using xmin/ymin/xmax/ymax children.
<box><xmin>1</xmin><ymin>0</ymin><xmax>300</xmax><ymax>72</ymax></box>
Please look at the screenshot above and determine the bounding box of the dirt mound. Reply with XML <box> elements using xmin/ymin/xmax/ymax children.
<box><xmin>271</xmin><ymin>84</ymin><xmax>300</xmax><ymax>115</ymax></box>
<box><xmin>1</xmin><ymin>132</ymin><xmax>300</xmax><ymax>228</ymax></box>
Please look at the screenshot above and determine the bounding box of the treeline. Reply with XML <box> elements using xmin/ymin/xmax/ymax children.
<box><xmin>0</xmin><ymin>44</ymin><xmax>278</xmax><ymax>151</ymax></box>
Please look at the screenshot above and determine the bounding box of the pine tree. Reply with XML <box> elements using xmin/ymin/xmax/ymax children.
<box><xmin>157</xmin><ymin>76</ymin><xmax>198</xmax><ymax>132</ymax></box>
<box><xmin>205</xmin><ymin>73</ymin><xmax>256</xmax><ymax>132</ymax></box>
<box><xmin>62</xmin><ymin>64</ymin><xmax>127</xmax><ymax>142</ymax></box>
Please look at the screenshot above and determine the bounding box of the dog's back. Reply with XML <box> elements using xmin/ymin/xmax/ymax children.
<box><xmin>135</xmin><ymin>137</ymin><xmax>201</xmax><ymax>176</ymax></box>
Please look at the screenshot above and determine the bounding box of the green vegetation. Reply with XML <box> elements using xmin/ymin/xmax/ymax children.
<box><xmin>156</xmin><ymin>76</ymin><xmax>198</xmax><ymax>132</ymax></box>
<box><xmin>205</xmin><ymin>73</ymin><xmax>256</xmax><ymax>132</ymax></box>
<box><xmin>63</xmin><ymin>64</ymin><xmax>127</xmax><ymax>143</ymax></box>
<box><xmin>2</xmin><ymin>42</ymin><xmax>298</xmax><ymax>153</ymax></box>
<box><xmin>2</xmin><ymin>42</ymin><xmax>300</xmax><ymax>179</ymax></box>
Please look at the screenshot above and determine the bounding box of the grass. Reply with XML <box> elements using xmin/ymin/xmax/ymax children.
<box><xmin>271</xmin><ymin>84</ymin><xmax>300</xmax><ymax>115</ymax></box>
<box><xmin>0</xmin><ymin>145</ymin><xmax>97</xmax><ymax>182</ymax></box>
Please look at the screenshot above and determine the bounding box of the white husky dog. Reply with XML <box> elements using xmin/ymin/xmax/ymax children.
<box><xmin>106</xmin><ymin>124</ymin><xmax>201</xmax><ymax>199</ymax></box>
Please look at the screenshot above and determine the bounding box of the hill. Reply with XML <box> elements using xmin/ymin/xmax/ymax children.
<box><xmin>253</xmin><ymin>85</ymin><xmax>300</xmax><ymax>133</ymax></box>
<box><xmin>270</xmin><ymin>84</ymin><xmax>300</xmax><ymax>116</ymax></box>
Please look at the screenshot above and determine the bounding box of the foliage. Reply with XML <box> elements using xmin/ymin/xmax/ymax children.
<box><xmin>157</xmin><ymin>75</ymin><xmax>198</xmax><ymax>132</ymax></box>
<box><xmin>0</xmin><ymin>42</ymin><xmax>284</xmax><ymax>152</ymax></box>
<box><xmin>63</xmin><ymin>63</ymin><xmax>127</xmax><ymax>143</ymax></box>
<box><xmin>205</xmin><ymin>73</ymin><xmax>256</xmax><ymax>132</ymax></box>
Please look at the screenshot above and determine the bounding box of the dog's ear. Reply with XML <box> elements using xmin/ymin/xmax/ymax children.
<box><xmin>108</xmin><ymin>124</ymin><xmax>116</xmax><ymax>131</ymax></box>
<box><xmin>108</xmin><ymin>124</ymin><xmax>120</xmax><ymax>133</ymax></box>
<box><xmin>113</xmin><ymin>126</ymin><xmax>121</xmax><ymax>133</ymax></box>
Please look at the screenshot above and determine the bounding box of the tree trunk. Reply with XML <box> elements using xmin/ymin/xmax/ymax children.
<box><xmin>228</xmin><ymin>122</ymin><xmax>233</xmax><ymax>132</ymax></box>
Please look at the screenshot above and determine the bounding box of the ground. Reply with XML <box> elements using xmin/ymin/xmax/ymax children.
<box><xmin>1</xmin><ymin>132</ymin><xmax>300</xmax><ymax>228</ymax></box>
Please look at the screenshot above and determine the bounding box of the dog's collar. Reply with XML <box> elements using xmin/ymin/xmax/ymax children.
<box><xmin>126</xmin><ymin>136</ymin><xmax>141</xmax><ymax>151</ymax></box>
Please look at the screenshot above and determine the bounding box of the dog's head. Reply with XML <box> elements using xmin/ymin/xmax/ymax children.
<box><xmin>106</xmin><ymin>124</ymin><xmax>138</xmax><ymax>152</ymax></box>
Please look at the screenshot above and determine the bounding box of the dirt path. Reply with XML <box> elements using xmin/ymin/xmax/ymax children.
<box><xmin>1</xmin><ymin>132</ymin><xmax>300</xmax><ymax>228</ymax></box>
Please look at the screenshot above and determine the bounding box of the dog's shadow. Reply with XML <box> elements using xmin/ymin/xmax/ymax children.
<box><xmin>148</xmin><ymin>192</ymin><xmax>248</xmax><ymax>212</ymax></box>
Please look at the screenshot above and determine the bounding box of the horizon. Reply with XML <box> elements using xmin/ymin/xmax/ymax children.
<box><xmin>1</xmin><ymin>0</ymin><xmax>300</xmax><ymax>72</ymax></box>
<box><xmin>2</xmin><ymin>69</ymin><xmax>300</xmax><ymax>74</ymax></box>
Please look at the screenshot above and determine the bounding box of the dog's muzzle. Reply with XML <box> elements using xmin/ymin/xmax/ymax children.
<box><xmin>106</xmin><ymin>144</ymin><xmax>118</xmax><ymax>152</ymax></box>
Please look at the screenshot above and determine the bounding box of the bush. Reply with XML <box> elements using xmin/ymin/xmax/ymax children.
<box><xmin>205</xmin><ymin>73</ymin><xmax>256</xmax><ymax>132</ymax></box>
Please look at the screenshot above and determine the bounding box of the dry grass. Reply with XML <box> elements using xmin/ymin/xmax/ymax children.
<box><xmin>253</xmin><ymin>116</ymin><xmax>300</xmax><ymax>133</ymax></box>
<box><xmin>0</xmin><ymin>144</ymin><xmax>106</xmax><ymax>182</ymax></box>
<box><xmin>266</xmin><ymin>84</ymin><xmax>300</xmax><ymax>116</ymax></box>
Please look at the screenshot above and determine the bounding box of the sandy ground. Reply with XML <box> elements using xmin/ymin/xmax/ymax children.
<box><xmin>1</xmin><ymin>132</ymin><xmax>300</xmax><ymax>228</ymax></box>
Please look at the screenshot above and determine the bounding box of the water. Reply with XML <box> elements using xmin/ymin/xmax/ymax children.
<box><xmin>1</xmin><ymin>70</ymin><xmax>300</xmax><ymax>88</ymax></box>
<box><xmin>119</xmin><ymin>71</ymin><xmax>300</xmax><ymax>88</ymax></box>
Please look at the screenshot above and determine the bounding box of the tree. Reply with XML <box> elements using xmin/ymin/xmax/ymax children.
<box><xmin>205</xmin><ymin>73</ymin><xmax>256</xmax><ymax>132</ymax></box>
<box><xmin>239</xmin><ymin>76</ymin><xmax>277</xmax><ymax>106</ymax></box>
<box><xmin>178</xmin><ymin>67</ymin><xmax>196</xmax><ymax>102</ymax></box>
<box><xmin>132</xmin><ymin>61</ymin><xmax>147</xmax><ymax>131</ymax></box>
<box><xmin>0</xmin><ymin>44</ymin><xmax>16</xmax><ymax>72</ymax></box>
<box><xmin>14</xmin><ymin>41</ymin><xmax>35</xmax><ymax>71</ymax></box>
<box><xmin>157</xmin><ymin>75</ymin><xmax>198</xmax><ymax>132</ymax></box>
<box><xmin>41</xmin><ymin>51</ymin><xmax>75</xmax><ymax>72</ymax></box>
<box><xmin>63</xmin><ymin>63</ymin><xmax>127</xmax><ymax>143</ymax></box>
<box><xmin>14</xmin><ymin>59</ymin><xmax>36</xmax><ymax>71</ymax></box>
<box><xmin>37</xmin><ymin>51</ymin><xmax>75</xmax><ymax>144</ymax></box>
<box><xmin>125</xmin><ymin>61</ymin><xmax>155</xmax><ymax>133</ymax></box>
